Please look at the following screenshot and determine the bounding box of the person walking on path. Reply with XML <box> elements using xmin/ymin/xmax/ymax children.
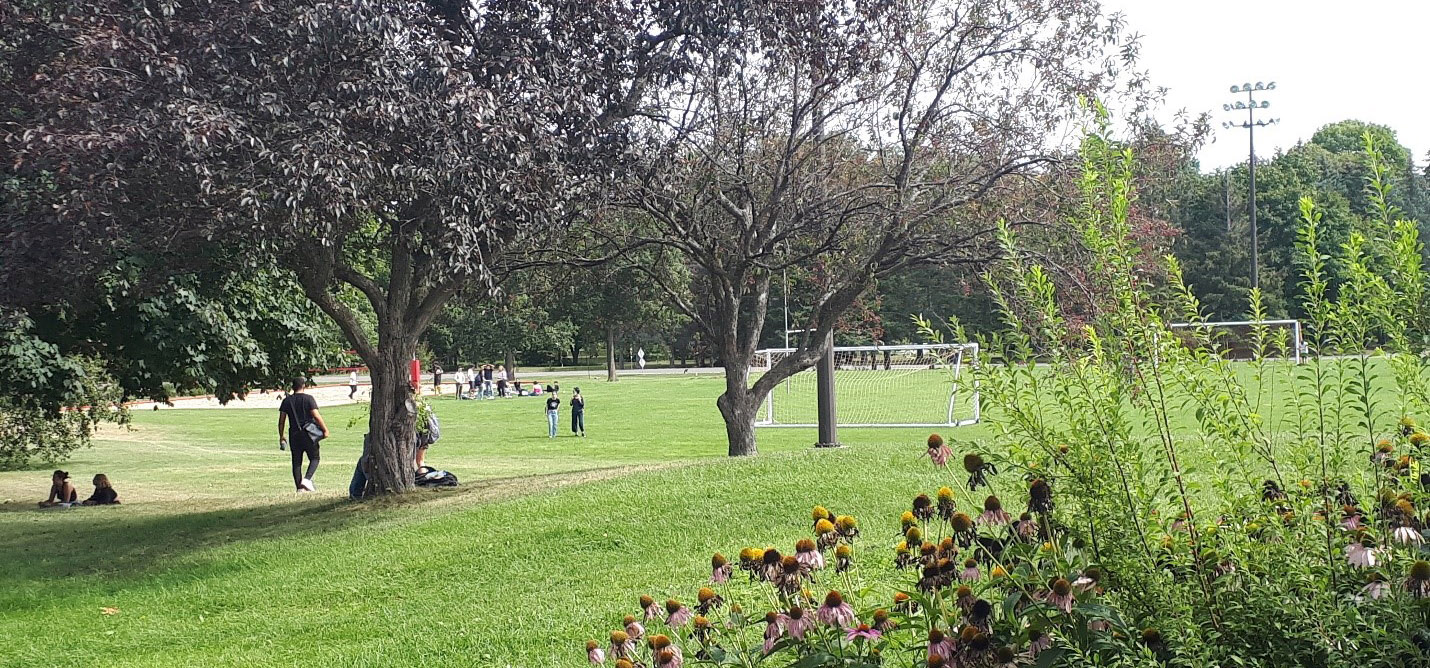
<box><xmin>570</xmin><ymin>387</ymin><xmax>586</xmax><ymax>437</ymax></box>
<box><xmin>544</xmin><ymin>386</ymin><xmax>561</xmax><ymax>438</ymax></box>
<box><xmin>279</xmin><ymin>378</ymin><xmax>330</xmax><ymax>492</ymax></box>
<box><xmin>348</xmin><ymin>370</ymin><xmax>359</xmax><ymax>399</ymax></box>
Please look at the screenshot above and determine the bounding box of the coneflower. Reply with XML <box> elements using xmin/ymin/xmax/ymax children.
<box><xmin>895</xmin><ymin>541</ymin><xmax>914</xmax><ymax>569</ymax></box>
<box><xmin>653</xmin><ymin>646</ymin><xmax>683</xmax><ymax>668</ymax></box>
<box><xmin>1407</xmin><ymin>561</ymin><xmax>1430</xmax><ymax>598</ymax></box>
<box><xmin>795</xmin><ymin>538</ymin><xmax>825</xmax><ymax>570</ymax></box>
<box><xmin>964</xmin><ymin>452</ymin><xmax>997</xmax><ymax>490</ymax></box>
<box><xmin>816</xmin><ymin>591</ymin><xmax>856</xmax><ymax>629</ymax></box>
<box><xmin>737</xmin><ymin>547</ymin><xmax>763</xmax><ymax>577</ymax></box>
<box><xmin>927</xmin><ymin>628</ymin><xmax>956</xmax><ymax>662</ymax></box>
<box><xmin>761</xmin><ymin>548</ymin><xmax>784</xmax><ymax>582</ymax></box>
<box><xmin>1341</xmin><ymin>505</ymin><xmax>1364</xmax><ymax>531</ymax></box>
<box><xmin>901</xmin><ymin>510</ymin><xmax>918</xmax><ymax>533</ymax></box>
<box><xmin>955</xmin><ymin>585</ymin><xmax>975</xmax><ymax>613</ymax></box>
<box><xmin>926</xmin><ymin>433</ymin><xmax>952</xmax><ymax>468</ymax></box>
<box><xmin>695</xmin><ymin>587</ymin><xmax>724</xmax><ymax>615</ymax></box>
<box><xmin>609</xmin><ymin>630</ymin><xmax>635</xmax><ymax>659</ymax></box>
<box><xmin>621</xmin><ymin>615</ymin><xmax>644</xmax><ymax>641</ymax></box>
<box><xmin>835</xmin><ymin>544</ymin><xmax>853</xmax><ymax>573</ymax></box>
<box><xmin>905</xmin><ymin>525</ymin><xmax>924</xmax><ymax>547</ymax></box>
<box><xmin>994</xmin><ymin>646</ymin><xmax>1018</xmax><ymax>668</ymax></box>
<box><xmin>1411</xmin><ymin>432</ymin><xmax>1429</xmax><ymax>448</ymax></box>
<box><xmin>1374</xmin><ymin>441</ymin><xmax>1395</xmax><ymax>465</ymax></box>
<box><xmin>1047</xmin><ymin>578</ymin><xmax>1074</xmax><ymax>613</ymax></box>
<box><xmin>777</xmin><ymin>555</ymin><xmax>807</xmax><ymax>596</ymax></box>
<box><xmin>1359</xmin><ymin>572</ymin><xmax>1390</xmax><ymax>601</ymax></box>
<box><xmin>872</xmin><ymin>608</ymin><xmax>895</xmax><ymax>632</ymax></box>
<box><xmin>1073</xmin><ymin>567</ymin><xmax>1102</xmax><ymax>593</ymax></box>
<box><xmin>785</xmin><ymin>606</ymin><xmax>812</xmax><ymax>639</ymax></box>
<box><xmin>1028</xmin><ymin>478</ymin><xmax>1054</xmax><ymax>514</ymax></box>
<box><xmin>1401</xmin><ymin>415</ymin><xmax>1418</xmax><ymax>436</ymax></box>
<box><xmin>980</xmin><ymin>495</ymin><xmax>1011</xmax><ymax>526</ymax></box>
<box><xmin>614</xmin><ymin>660</ymin><xmax>633</xmax><ymax>668</ymax></box>
<box><xmin>691</xmin><ymin>615</ymin><xmax>713</xmax><ymax>643</ymax></box>
<box><xmin>815</xmin><ymin>518</ymin><xmax>839</xmax><ymax>549</ymax></box>
<box><xmin>845</xmin><ymin>623</ymin><xmax>881</xmax><ymax>642</ymax></box>
<box><xmin>1261</xmin><ymin>479</ymin><xmax>1286</xmax><ymax>502</ymax></box>
<box><xmin>836</xmin><ymin>515</ymin><xmax>860</xmax><ymax>541</ymax></box>
<box><xmin>967</xmin><ymin>598</ymin><xmax>993</xmax><ymax>631</ymax></box>
<box><xmin>640</xmin><ymin>595</ymin><xmax>661</xmax><ymax>621</ymax></box>
<box><xmin>1014</xmin><ymin>512</ymin><xmax>1038</xmax><ymax>541</ymax></box>
<box><xmin>665</xmin><ymin>599</ymin><xmax>692</xmax><ymax>628</ymax></box>
<box><xmin>932</xmin><ymin>486</ymin><xmax>955</xmax><ymax>523</ymax></box>
<box><xmin>950</xmin><ymin>511</ymin><xmax>977</xmax><ymax>546</ymax></box>
<box><xmin>892</xmin><ymin>591</ymin><xmax>914</xmax><ymax>613</ymax></box>
<box><xmin>586</xmin><ymin>640</ymin><xmax>605</xmax><ymax>665</ymax></box>
<box><xmin>761</xmin><ymin>611</ymin><xmax>785</xmax><ymax>654</ymax></box>
<box><xmin>913</xmin><ymin>494</ymin><xmax>935</xmax><ymax>521</ymax></box>
<box><xmin>1027</xmin><ymin>628</ymin><xmax>1052</xmax><ymax>656</ymax></box>
<box><xmin>960</xmin><ymin>557</ymin><xmax>980</xmax><ymax>581</ymax></box>
<box><xmin>1346</xmin><ymin>536</ymin><xmax>1380</xmax><ymax>568</ymax></box>
<box><xmin>710</xmin><ymin>553</ymin><xmax>731</xmax><ymax>584</ymax></box>
<box><xmin>812</xmin><ymin>505</ymin><xmax>832</xmax><ymax>529</ymax></box>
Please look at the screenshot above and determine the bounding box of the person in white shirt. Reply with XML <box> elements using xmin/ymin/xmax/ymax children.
<box><xmin>495</xmin><ymin>365</ymin><xmax>508</xmax><ymax>398</ymax></box>
<box><xmin>348</xmin><ymin>370</ymin><xmax>359</xmax><ymax>399</ymax></box>
<box><xmin>453</xmin><ymin>368</ymin><xmax>466</xmax><ymax>398</ymax></box>
<box><xmin>468</xmin><ymin>366</ymin><xmax>479</xmax><ymax>397</ymax></box>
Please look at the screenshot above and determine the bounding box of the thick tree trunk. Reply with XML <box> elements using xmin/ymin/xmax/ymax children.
<box><xmin>365</xmin><ymin>340</ymin><xmax>418</xmax><ymax>494</ymax></box>
<box><xmin>505</xmin><ymin>349</ymin><xmax>517</xmax><ymax>381</ymax></box>
<box><xmin>606</xmin><ymin>326</ymin><xmax>618</xmax><ymax>382</ymax></box>
<box><xmin>716</xmin><ymin>361</ymin><xmax>759</xmax><ymax>456</ymax></box>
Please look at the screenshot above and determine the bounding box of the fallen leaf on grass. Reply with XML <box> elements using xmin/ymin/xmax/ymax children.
<box><xmin>101</xmin><ymin>607</ymin><xmax>119</xmax><ymax>615</ymax></box>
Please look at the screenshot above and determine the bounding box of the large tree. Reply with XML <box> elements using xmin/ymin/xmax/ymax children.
<box><xmin>609</xmin><ymin>0</ymin><xmax>1143</xmax><ymax>455</ymax></box>
<box><xmin>2</xmin><ymin>0</ymin><xmax>712</xmax><ymax>492</ymax></box>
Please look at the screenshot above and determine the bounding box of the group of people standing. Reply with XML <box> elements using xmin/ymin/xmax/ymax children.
<box><xmin>433</xmin><ymin>364</ymin><xmax>508</xmax><ymax>399</ymax></box>
<box><xmin>544</xmin><ymin>386</ymin><xmax>586</xmax><ymax>438</ymax></box>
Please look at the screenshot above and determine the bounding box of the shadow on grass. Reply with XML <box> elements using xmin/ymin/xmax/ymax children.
<box><xmin>0</xmin><ymin>464</ymin><xmax>654</xmax><ymax>593</ymax></box>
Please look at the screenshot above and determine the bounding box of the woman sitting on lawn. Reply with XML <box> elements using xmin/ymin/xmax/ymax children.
<box><xmin>38</xmin><ymin>470</ymin><xmax>78</xmax><ymax>507</ymax></box>
<box><xmin>82</xmin><ymin>474</ymin><xmax>121</xmax><ymax>506</ymax></box>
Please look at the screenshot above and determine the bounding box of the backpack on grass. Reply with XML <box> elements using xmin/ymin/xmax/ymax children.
<box><xmin>415</xmin><ymin>466</ymin><xmax>458</xmax><ymax>488</ymax></box>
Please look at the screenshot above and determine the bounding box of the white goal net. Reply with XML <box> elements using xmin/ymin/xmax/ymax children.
<box><xmin>752</xmin><ymin>344</ymin><xmax>980</xmax><ymax>428</ymax></box>
<box><xmin>1167</xmin><ymin>319</ymin><xmax>1305</xmax><ymax>364</ymax></box>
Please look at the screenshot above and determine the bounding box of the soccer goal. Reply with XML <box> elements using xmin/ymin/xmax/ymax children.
<box><xmin>752</xmin><ymin>344</ymin><xmax>980</xmax><ymax>428</ymax></box>
<box><xmin>1166</xmin><ymin>319</ymin><xmax>1305</xmax><ymax>364</ymax></box>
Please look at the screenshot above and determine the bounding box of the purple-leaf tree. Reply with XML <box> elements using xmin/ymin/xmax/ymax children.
<box><xmin>611</xmin><ymin>0</ymin><xmax>1144</xmax><ymax>456</ymax></box>
<box><xmin>1</xmin><ymin>0</ymin><xmax>712</xmax><ymax>493</ymax></box>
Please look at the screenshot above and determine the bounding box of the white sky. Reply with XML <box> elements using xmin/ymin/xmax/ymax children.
<box><xmin>1103</xmin><ymin>0</ymin><xmax>1430</xmax><ymax>171</ymax></box>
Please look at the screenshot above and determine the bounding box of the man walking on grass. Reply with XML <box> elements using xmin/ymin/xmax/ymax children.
<box><xmin>279</xmin><ymin>378</ymin><xmax>330</xmax><ymax>492</ymax></box>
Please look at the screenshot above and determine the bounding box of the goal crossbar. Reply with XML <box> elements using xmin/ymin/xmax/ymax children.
<box><xmin>1167</xmin><ymin>319</ymin><xmax>1304</xmax><ymax>364</ymax></box>
<box><xmin>752</xmin><ymin>343</ymin><xmax>980</xmax><ymax>428</ymax></box>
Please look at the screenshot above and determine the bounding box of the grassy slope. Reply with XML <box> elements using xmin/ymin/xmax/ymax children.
<box><xmin>0</xmin><ymin>375</ymin><xmax>984</xmax><ymax>667</ymax></box>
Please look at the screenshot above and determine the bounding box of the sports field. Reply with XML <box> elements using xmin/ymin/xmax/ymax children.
<box><xmin>0</xmin><ymin>364</ymin><xmax>1397</xmax><ymax>667</ymax></box>
<box><xmin>0</xmin><ymin>374</ymin><xmax>984</xmax><ymax>668</ymax></box>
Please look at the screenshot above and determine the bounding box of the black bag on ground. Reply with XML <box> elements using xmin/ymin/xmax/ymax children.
<box><xmin>415</xmin><ymin>466</ymin><xmax>458</xmax><ymax>488</ymax></box>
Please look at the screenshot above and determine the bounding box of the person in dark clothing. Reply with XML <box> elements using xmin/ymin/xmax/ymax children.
<box><xmin>278</xmin><ymin>378</ymin><xmax>330</xmax><ymax>492</ymax></box>
<box><xmin>82</xmin><ymin>474</ymin><xmax>121</xmax><ymax>505</ymax></box>
<box><xmin>39</xmin><ymin>470</ymin><xmax>78</xmax><ymax>507</ymax></box>
<box><xmin>544</xmin><ymin>387</ymin><xmax>561</xmax><ymax>438</ymax></box>
<box><xmin>570</xmin><ymin>387</ymin><xmax>586</xmax><ymax>437</ymax></box>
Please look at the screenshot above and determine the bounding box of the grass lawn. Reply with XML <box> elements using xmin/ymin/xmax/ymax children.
<box><xmin>0</xmin><ymin>362</ymin><xmax>1401</xmax><ymax>667</ymax></box>
<box><xmin>0</xmin><ymin>374</ymin><xmax>991</xmax><ymax>668</ymax></box>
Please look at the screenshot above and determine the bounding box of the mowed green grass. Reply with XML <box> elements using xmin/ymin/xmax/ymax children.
<box><xmin>0</xmin><ymin>362</ymin><xmax>1402</xmax><ymax>667</ymax></box>
<box><xmin>0</xmin><ymin>374</ymin><xmax>991</xmax><ymax>668</ymax></box>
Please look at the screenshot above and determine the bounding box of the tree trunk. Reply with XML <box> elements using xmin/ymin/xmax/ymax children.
<box><xmin>606</xmin><ymin>326</ymin><xmax>618</xmax><ymax>382</ymax></box>
<box><xmin>716</xmin><ymin>361</ymin><xmax>759</xmax><ymax>456</ymax></box>
<box><xmin>365</xmin><ymin>340</ymin><xmax>418</xmax><ymax>494</ymax></box>
<box><xmin>505</xmin><ymin>349</ymin><xmax>517</xmax><ymax>381</ymax></box>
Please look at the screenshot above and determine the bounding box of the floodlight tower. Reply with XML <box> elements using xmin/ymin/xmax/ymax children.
<box><xmin>1222</xmin><ymin>81</ymin><xmax>1280</xmax><ymax>290</ymax></box>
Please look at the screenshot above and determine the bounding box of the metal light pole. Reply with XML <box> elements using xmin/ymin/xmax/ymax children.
<box><xmin>1222</xmin><ymin>81</ymin><xmax>1280</xmax><ymax>291</ymax></box>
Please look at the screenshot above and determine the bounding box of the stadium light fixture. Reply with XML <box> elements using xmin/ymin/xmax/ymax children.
<box><xmin>1220</xmin><ymin>78</ymin><xmax>1282</xmax><ymax>291</ymax></box>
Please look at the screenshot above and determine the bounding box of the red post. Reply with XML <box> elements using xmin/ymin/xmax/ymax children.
<box><xmin>409</xmin><ymin>358</ymin><xmax>421</xmax><ymax>391</ymax></box>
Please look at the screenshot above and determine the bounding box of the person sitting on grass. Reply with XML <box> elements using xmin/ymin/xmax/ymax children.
<box><xmin>38</xmin><ymin>470</ymin><xmax>78</xmax><ymax>507</ymax></box>
<box><xmin>81</xmin><ymin>474</ymin><xmax>121</xmax><ymax>505</ymax></box>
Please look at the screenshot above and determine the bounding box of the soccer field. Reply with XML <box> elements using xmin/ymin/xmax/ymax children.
<box><xmin>0</xmin><ymin>365</ymin><xmax>1402</xmax><ymax>667</ymax></box>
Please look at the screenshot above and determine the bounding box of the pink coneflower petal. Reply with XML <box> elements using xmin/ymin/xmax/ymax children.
<box><xmin>1346</xmin><ymin>543</ymin><xmax>1379</xmax><ymax>568</ymax></box>
<box><xmin>1394</xmin><ymin>526</ymin><xmax>1425</xmax><ymax>545</ymax></box>
<box><xmin>625</xmin><ymin>621</ymin><xmax>645</xmax><ymax>641</ymax></box>
<box><xmin>588</xmin><ymin>647</ymin><xmax>605</xmax><ymax>665</ymax></box>
<box><xmin>845</xmin><ymin>625</ymin><xmax>881</xmax><ymax>642</ymax></box>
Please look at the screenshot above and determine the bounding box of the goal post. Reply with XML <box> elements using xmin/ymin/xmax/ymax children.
<box><xmin>752</xmin><ymin>343</ymin><xmax>980</xmax><ymax>428</ymax></box>
<box><xmin>1166</xmin><ymin>319</ymin><xmax>1304</xmax><ymax>364</ymax></box>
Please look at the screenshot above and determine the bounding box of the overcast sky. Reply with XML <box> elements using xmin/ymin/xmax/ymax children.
<box><xmin>1102</xmin><ymin>0</ymin><xmax>1429</xmax><ymax>171</ymax></box>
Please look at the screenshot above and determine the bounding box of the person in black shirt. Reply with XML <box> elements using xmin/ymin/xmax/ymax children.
<box><xmin>82</xmin><ymin>473</ymin><xmax>121</xmax><ymax>505</ymax></box>
<box><xmin>544</xmin><ymin>387</ymin><xmax>561</xmax><ymax>438</ymax></box>
<box><xmin>570</xmin><ymin>387</ymin><xmax>586</xmax><ymax>437</ymax></box>
<box><xmin>278</xmin><ymin>378</ymin><xmax>330</xmax><ymax>492</ymax></box>
<box><xmin>38</xmin><ymin>470</ymin><xmax>78</xmax><ymax>507</ymax></box>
